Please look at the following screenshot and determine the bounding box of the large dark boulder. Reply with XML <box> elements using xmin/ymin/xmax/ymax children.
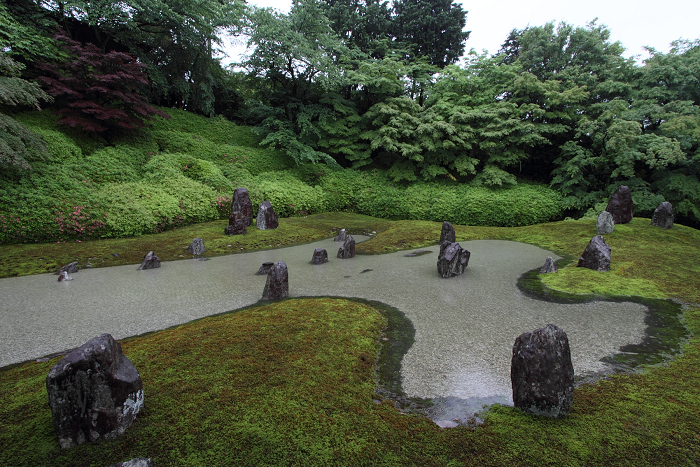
<box><xmin>337</xmin><ymin>235</ymin><xmax>356</xmax><ymax>259</ymax></box>
<box><xmin>651</xmin><ymin>201</ymin><xmax>674</xmax><ymax>229</ymax></box>
<box><xmin>596</xmin><ymin>211</ymin><xmax>615</xmax><ymax>235</ymax></box>
<box><xmin>137</xmin><ymin>251</ymin><xmax>160</xmax><ymax>270</ymax></box>
<box><xmin>511</xmin><ymin>324</ymin><xmax>574</xmax><ymax>418</ymax></box>
<box><xmin>437</xmin><ymin>241</ymin><xmax>470</xmax><ymax>278</ymax></box>
<box><xmin>439</xmin><ymin>221</ymin><xmax>456</xmax><ymax>245</ymax></box>
<box><xmin>577</xmin><ymin>235</ymin><xmax>611</xmax><ymax>271</ymax></box>
<box><xmin>606</xmin><ymin>185</ymin><xmax>633</xmax><ymax>224</ymax></box>
<box><xmin>225</xmin><ymin>210</ymin><xmax>247</xmax><ymax>236</ymax></box>
<box><xmin>46</xmin><ymin>334</ymin><xmax>144</xmax><ymax>448</ymax></box>
<box><xmin>187</xmin><ymin>238</ymin><xmax>206</xmax><ymax>256</ymax></box>
<box><xmin>262</xmin><ymin>261</ymin><xmax>289</xmax><ymax>300</ymax></box>
<box><xmin>311</xmin><ymin>248</ymin><xmax>329</xmax><ymax>264</ymax></box>
<box><xmin>256</xmin><ymin>200</ymin><xmax>279</xmax><ymax>230</ymax></box>
<box><xmin>231</xmin><ymin>187</ymin><xmax>253</xmax><ymax>227</ymax></box>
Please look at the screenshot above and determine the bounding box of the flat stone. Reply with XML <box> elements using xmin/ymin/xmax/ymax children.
<box><xmin>511</xmin><ymin>324</ymin><xmax>574</xmax><ymax>418</ymax></box>
<box><xmin>651</xmin><ymin>201</ymin><xmax>674</xmax><ymax>229</ymax></box>
<box><xmin>56</xmin><ymin>261</ymin><xmax>79</xmax><ymax>275</ymax></box>
<box><xmin>262</xmin><ymin>261</ymin><xmax>288</xmax><ymax>300</ymax></box>
<box><xmin>596</xmin><ymin>211</ymin><xmax>615</xmax><ymax>235</ymax></box>
<box><xmin>311</xmin><ymin>248</ymin><xmax>328</xmax><ymax>265</ymax></box>
<box><xmin>577</xmin><ymin>235</ymin><xmax>611</xmax><ymax>271</ymax></box>
<box><xmin>606</xmin><ymin>185</ymin><xmax>633</xmax><ymax>224</ymax></box>
<box><xmin>137</xmin><ymin>251</ymin><xmax>160</xmax><ymax>270</ymax></box>
<box><xmin>46</xmin><ymin>334</ymin><xmax>143</xmax><ymax>448</ymax></box>
<box><xmin>187</xmin><ymin>238</ymin><xmax>206</xmax><ymax>255</ymax></box>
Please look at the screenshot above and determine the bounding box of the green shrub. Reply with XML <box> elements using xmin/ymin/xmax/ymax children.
<box><xmin>157</xmin><ymin>108</ymin><xmax>263</xmax><ymax>147</ymax></box>
<box><xmin>144</xmin><ymin>153</ymin><xmax>231</xmax><ymax>192</ymax></box>
<box><xmin>14</xmin><ymin>110</ymin><xmax>104</xmax><ymax>156</ymax></box>
<box><xmin>247</xmin><ymin>171</ymin><xmax>328</xmax><ymax>218</ymax></box>
<box><xmin>153</xmin><ymin>175</ymin><xmax>220</xmax><ymax>224</ymax></box>
<box><xmin>19</xmin><ymin>125</ymin><xmax>83</xmax><ymax>162</ymax></box>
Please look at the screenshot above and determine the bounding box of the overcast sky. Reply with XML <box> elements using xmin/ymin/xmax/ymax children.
<box><xmin>223</xmin><ymin>0</ymin><xmax>700</xmax><ymax>63</ymax></box>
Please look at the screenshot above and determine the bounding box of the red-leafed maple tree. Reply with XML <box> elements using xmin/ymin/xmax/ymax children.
<box><xmin>38</xmin><ymin>31</ymin><xmax>170</xmax><ymax>133</ymax></box>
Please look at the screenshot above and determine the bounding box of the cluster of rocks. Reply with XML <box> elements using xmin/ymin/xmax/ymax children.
<box><xmin>223</xmin><ymin>187</ymin><xmax>279</xmax><ymax>235</ymax></box>
<box><xmin>597</xmin><ymin>185</ymin><xmax>674</xmax><ymax>234</ymax></box>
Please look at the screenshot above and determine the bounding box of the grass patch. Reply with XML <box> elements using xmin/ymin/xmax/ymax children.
<box><xmin>1</xmin><ymin>215</ymin><xmax>700</xmax><ymax>465</ymax></box>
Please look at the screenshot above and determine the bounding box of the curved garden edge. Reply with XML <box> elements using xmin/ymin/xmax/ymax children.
<box><xmin>1</xmin><ymin>213</ymin><xmax>699</xmax><ymax>465</ymax></box>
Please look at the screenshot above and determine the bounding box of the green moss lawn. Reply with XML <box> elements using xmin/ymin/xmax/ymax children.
<box><xmin>1</xmin><ymin>213</ymin><xmax>699</xmax><ymax>466</ymax></box>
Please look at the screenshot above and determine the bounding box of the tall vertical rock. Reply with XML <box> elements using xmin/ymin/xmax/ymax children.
<box><xmin>262</xmin><ymin>261</ymin><xmax>289</xmax><ymax>300</ymax></box>
<box><xmin>231</xmin><ymin>187</ymin><xmax>253</xmax><ymax>227</ymax></box>
<box><xmin>651</xmin><ymin>201</ymin><xmax>674</xmax><ymax>229</ymax></box>
<box><xmin>337</xmin><ymin>235</ymin><xmax>356</xmax><ymax>259</ymax></box>
<box><xmin>511</xmin><ymin>324</ymin><xmax>574</xmax><ymax>418</ymax></box>
<box><xmin>606</xmin><ymin>185</ymin><xmax>633</xmax><ymax>224</ymax></box>
<box><xmin>256</xmin><ymin>200</ymin><xmax>279</xmax><ymax>230</ymax></box>
<box><xmin>439</xmin><ymin>221</ymin><xmax>456</xmax><ymax>245</ymax></box>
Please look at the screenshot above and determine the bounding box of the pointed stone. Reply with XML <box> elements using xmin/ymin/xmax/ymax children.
<box><xmin>651</xmin><ymin>201</ymin><xmax>674</xmax><ymax>229</ymax></box>
<box><xmin>540</xmin><ymin>257</ymin><xmax>558</xmax><ymax>274</ymax></box>
<box><xmin>256</xmin><ymin>262</ymin><xmax>274</xmax><ymax>275</ymax></box>
<box><xmin>439</xmin><ymin>221</ymin><xmax>456</xmax><ymax>245</ymax></box>
<box><xmin>138</xmin><ymin>251</ymin><xmax>160</xmax><ymax>270</ymax></box>
<box><xmin>577</xmin><ymin>235</ymin><xmax>611</xmax><ymax>271</ymax></box>
<box><xmin>596</xmin><ymin>211</ymin><xmax>615</xmax><ymax>235</ymax></box>
<box><xmin>58</xmin><ymin>271</ymin><xmax>73</xmax><ymax>282</ymax></box>
<box><xmin>606</xmin><ymin>185</ymin><xmax>633</xmax><ymax>224</ymax></box>
<box><xmin>511</xmin><ymin>324</ymin><xmax>574</xmax><ymax>418</ymax></box>
<box><xmin>337</xmin><ymin>235</ymin><xmax>356</xmax><ymax>259</ymax></box>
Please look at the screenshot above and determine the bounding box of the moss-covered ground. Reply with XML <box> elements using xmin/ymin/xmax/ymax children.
<box><xmin>1</xmin><ymin>213</ymin><xmax>699</xmax><ymax>466</ymax></box>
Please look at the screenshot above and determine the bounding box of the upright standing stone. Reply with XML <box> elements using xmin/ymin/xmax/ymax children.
<box><xmin>577</xmin><ymin>235</ymin><xmax>611</xmax><ymax>271</ymax></box>
<box><xmin>540</xmin><ymin>257</ymin><xmax>558</xmax><ymax>274</ymax></box>
<box><xmin>606</xmin><ymin>185</ymin><xmax>633</xmax><ymax>224</ymax></box>
<box><xmin>596</xmin><ymin>211</ymin><xmax>615</xmax><ymax>235</ymax></box>
<box><xmin>138</xmin><ymin>251</ymin><xmax>160</xmax><ymax>270</ymax></box>
<box><xmin>437</xmin><ymin>241</ymin><xmax>471</xmax><ymax>278</ymax></box>
<box><xmin>46</xmin><ymin>334</ymin><xmax>144</xmax><ymax>448</ymax></box>
<box><xmin>58</xmin><ymin>271</ymin><xmax>73</xmax><ymax>282</ymax></box>
<box><xmin>225</xmin><ymin>210</ymin><xmax>247</xmax><ymax>235</ymax></box>
<box><xmin>256</xmin><ymin>200</ymin><xmax>279</xmax><ymax>230</ymax></box>
<box><xmin>511</xmin><ymin>324</ymin><xmax>574</xmax><ymax>418</ymax></box>
<box><xmin>439</xmin><ymin>221</ymin><xmax>456</xmax><ymax>245</ymax></box>
<box><xmin>231</xmin><ymin>187</ymin><xmax>253</xmax><ymax>227</ymax></box>
<box><xmin>651</xmin><ymin>201</ymin><xmax>674</xmax><ymax>229</ymax></box>
<box><xmin>187</xmin><ymin>238</ymin><xmax>206</xmax><ymax>255</ymax></box>
<box><xmin>262</xmin><ymin>261</ymin><xmax>288</xmax><ymax>300</ymax></box>
<box><xmin>334</xmin><ymin>229</ymin><xmax>347</xmax><ymax>241</ymax></box>
<box><xmin>337</xmin><ymin>235</ymin><xmax>356</xmax><ymax>259</ymax></box>
<box><xmin>311</xmin><ymin>248</ymin><xmax>329</xmax><ymax>264</ymax></box>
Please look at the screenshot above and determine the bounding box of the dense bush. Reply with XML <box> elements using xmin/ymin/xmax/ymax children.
<box><xmin>144</xmin><ymin>153</ymin><xmax>231</xmax><ymax>192</ymax></box>
<box><xmin>247</xmin><ymin>171</ymin><xmax>328</xmax><ymax>218</ymax></box>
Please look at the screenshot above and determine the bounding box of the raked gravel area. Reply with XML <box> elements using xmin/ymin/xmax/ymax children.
<box><xmin>0</xmin><ymin>237</ymin><xmax>647</xmax><ymax>414</ymax></box>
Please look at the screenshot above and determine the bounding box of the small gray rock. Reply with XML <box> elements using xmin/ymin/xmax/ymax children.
<box><xmin>138</xmin><ymin>251</ymin><xmax>161</xmax><ymax>270</ymax></box>
<box><xmin>56</xmin><ymin>261</ymin><xmax>79</xmax><ymax>275</ymax></box>
<box><xmin>596</xmin><ymin>211</ymin><xmax>615</xmax><ymax>235</ymax></box>
<box><xmin>334</xmin><ymin>229</ymin><xmax>347</xmax><ymax>242</ymax></box>
<box><xmin>540</xmin><ymin>257</ymin><xmax>558</xmax><ymax>274</ymax></box>
<box><xmin>651</xmin><ymin>201</ymin><xmax>674</xmax><ymax>229</ymax></box>
<box><xmin>106</xmin><ymin>458</ymin><xmax>154</xmax><ymax>467</ymax></box>
<box><xmin>256</xmin><ymin>262</ymin><xmax>274</xmax><ymax>275</ymax></box>
<box><xmin>58</xmin><ymin>271</ymin><xmax>73</xmax><ymax>282</ymax></box>
<box><xmin>187</xmin><ymin>238</ymin><xmax>206</xmax><ymax>255</ymax></box>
